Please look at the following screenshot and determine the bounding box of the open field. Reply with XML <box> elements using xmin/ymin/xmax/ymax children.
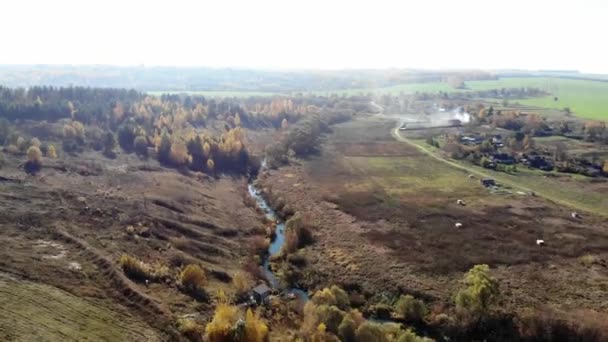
<box><xmin>147</xmin><ymin>90</ymin><xmax>280</xmax><ymax>97</ymax></box>
<box><xmin>395</xmin><ymin>128</ymin><xmax>608</xmax><ymax>217</ymax></box>
<box><xmin>0</xmin><ymin>143</ymin><xmax>266</xmax><ymax>339</ymax></box>
<box><xmin>258</xmin><ymin>116</ymin><xmax>608</xmax><ymax>317</ymax></box>
<box><xmin>467</xmin><ymin>77</ymin><xmax>608</xmax><ymax>120</ymax></box>
<box><xmin>320</xmin><ymin>77</ymin><xmax>608</xmax><ymax>120</ymax></box>
<box><xmin>0</xmin><ymin>272</ymin><xmax>160</xmax><ymax>341</ymax></box>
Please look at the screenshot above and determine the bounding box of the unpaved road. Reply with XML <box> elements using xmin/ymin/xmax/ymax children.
<box><xmin>390</xmin><ymin>123</ymin><xmax>605</xmax><ymax>216</ymax></box>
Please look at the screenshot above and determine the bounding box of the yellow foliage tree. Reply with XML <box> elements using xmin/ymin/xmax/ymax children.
<box><xmin>235</xmin><ymin>113</ymin><xmax>242</xmax><ymax>127</ymax></box>
<box><xmin>30</xmin><ymin>137</ymin><xmax>41</xmax><ymax>148</ymax></box>
<box><xmin>281</xmin><ymin>118</ymin><xmax>289</xmax><ymax>130</ymax></box>
<box><xmin>207</xmin><ymin>158</ymin><xmax>215</xmax><ymax>172</ymax></box>
<box><xmin>203</xmin><ymin>142</ymin><xmax>211</xmax><ymax>157</ymax></box>
<box><xmin>48</xmin><ymin>145</ymin><xmax>57</xmax><ymax>158</ymax></box>
<box><xmin>603</xmin><ymin>160</ymin><xmax>608</xmax><ymax>174</ymax></box>
<box><xmin>26</xmin><ymin>146</ymin><xmax>42</xmax><ymax>165</ymax></box>
<box><xmin>169</xmin><ymin>141</ymin><xmax>190</xmax><ymax>166</ymax></box>
<box><xmin>244</xmin><ymin>308</ymin><xmax>269</xmax><ymax>342</ymax></box>
<box><xmin>205</xmin><ymin>302</ymin><xmax>240</xmax><ymax>342</ymax></box>
<box><xmin>180</xmin><ymin>264</ymin><xmax>207</xmax><ymax>290</ymax></box>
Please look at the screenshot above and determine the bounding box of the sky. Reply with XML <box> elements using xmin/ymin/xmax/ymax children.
<box><xmin>2</xmin><ymin>0</ymin><xmax>607</xmax><ymax>73</ymax></box>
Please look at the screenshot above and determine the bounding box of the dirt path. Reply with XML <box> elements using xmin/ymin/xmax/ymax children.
<box><xmin>390</xmin><ymin>124</ymin><xmax>605</xmax><ymax>216</ymax></box>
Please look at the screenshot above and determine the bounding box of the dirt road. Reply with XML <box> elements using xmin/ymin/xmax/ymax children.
<box><xmin>390</xmin><ymin>124</ymin><xmax>605</xmax><ymax>216</ymax></box>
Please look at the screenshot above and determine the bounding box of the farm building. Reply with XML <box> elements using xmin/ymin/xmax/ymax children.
<box><xmin>481</xmin><ymin>178</ymin><xmax>496</xmax><ymax>187</ymax></box>
<box><xmin>251</xmin><ymin>284</ymin><xmax>272</xmax><ymax>305</ymax></box>
<box><xmin>491</xmin><ymin>135</ymin><xmax>504</xmax><ymax>147</ymax></box>
<box><xmin>525</xmin><ymin>155</ymin><xmax>554</xmax><ymax>171</ymax></box>
<box><xmin>491</xmin><ymin>153</ymin><xmax>515</xmax><ymax>165</ymax></box>
<box><xmin>460</xmin><ymin>135</ymin><xmax>483</xmax><ymax>145</ymax></box>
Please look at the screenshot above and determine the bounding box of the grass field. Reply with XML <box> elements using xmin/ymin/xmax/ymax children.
<box><xmin>466</xmin><ymin>77</ymin><xmax>608</xmax><ymax>120</ymax></box>
<box><xmin>395</xmin><ymin>131</ymin><xmax>608</xmax><ymax>216</ymax></box>
<box><xmin>0</xmin><ymin>273</ymin><xmax>158</xmax><ymax>341</ymax></box>
<box><xmin>319</xmin><ymin>77</ymin><xmax>608</xmax><ymax>121</ymax></box>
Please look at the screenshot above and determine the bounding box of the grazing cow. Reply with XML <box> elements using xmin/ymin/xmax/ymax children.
<box><xmin>456</xmin><ymin>199</ymin><xmax>465</xmax><ymax>206</ymax></box>
<box><xmin>455</xmin><ymin>222</ymin><xmax>463</xmax><ymax>229</ymax></box>
<box><xmin>536</xmin><ymin>239</ymin><xmax>545</xmax><ymax>246</ymax></box>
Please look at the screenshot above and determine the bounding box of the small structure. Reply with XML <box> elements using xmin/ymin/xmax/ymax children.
<box><xmin>536</xmin><ymin>239</ymin><xmax>545</xmax><ymax>246</ymax></box>
<box><xmin>448</xmin><ymin>119</ymin><xmax>462</xmax><ymax>127</ymax></box>
<box><xmin>491</xmin><ymin>153</ymin><xmax>515</xmax><ymax>165</ymax></box>
<box><xmin>481</xmin><ymin>178</ymin><xmax>496</xmax><ymax>188</ymax></box>
<box><xmin>251</xmin><ymin>284</ymin><xmax>272</xmax><ymax>305</ymax></box>
<box><xmin>491</xmin><ymin>135</ymin><xmax>504</xmax><ymax>147</ymax></box>
<box><xmin>455</xmin><ymin>222</ymin><xmax>463</xmax><ymax>229</ymax></box>
<box><xmin>460</xmin><ymin>135</ymin><xmax>483</xmax><ymax>145</ymax></box>
<box><xmin>571</xmin><ymin>212</ymin><xmax>581</xmax><ymax>220</ymax></box>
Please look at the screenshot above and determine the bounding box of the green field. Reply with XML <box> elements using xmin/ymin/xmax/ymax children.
<box><xmin>467</xmin><ymin>77</ymin><xmax>608</xmax><ymax>120</ymax></box>
<box><xmin>148</xmin><ymin>77</ymin><xmax>608</xmax><ymax>120</ymax></box>
<box><xmin>322</xmin><ymin>77</ymin><xmax>608</xmax><ymax>121</ymax></box>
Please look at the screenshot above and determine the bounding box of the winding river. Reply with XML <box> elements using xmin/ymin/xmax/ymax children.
<box><xmin>247</xmin><ymin>182</ymin><xmax>309</xmax><ymax>301</ymax></box>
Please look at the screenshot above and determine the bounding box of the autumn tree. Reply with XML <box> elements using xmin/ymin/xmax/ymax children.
<box><xmin>206</xmin><ymin>294</ymin><xmax>268</xmax><ymax>342</ymax></box>
<box><xmin>170</xmin><ymin>140</ymin><xmax>190</xmax><ymax>167</ymax></box>
<box><xmin>133</xmin><ymin>135</ymin><xmax>148</xmax><ymax>157</ymax></box>
<box><xmin>394</xmin><ymin>295</ymin><xmax>428</xmax><ymax>323</ymax></box>
<box><xmin>25</xmin><ymin>146</ymin><xmax>42</xmax><ymax>174</ymax></box>
<box><xmin>179</xmin><ymin>264</ymin><xmax>208</xmax><ymax>300</ymax></box>
<box><xmin>232</xmin><ymin>271</ymin><xmax>254</xmax><ymax>296</ymax></box>
<box><xmin>455</xmin><ymin>264</ymin><xmax>499</xmax><ymax>315</ymax></box>
<box><xmin>47</xmin><ymin>145</ymin><xmax>58</xmax><ymax>158</ymax></box>
<box><xmin>103</xmin><ymin>132</ymin><xmax>117</xmax><ymax>158</ymax></box>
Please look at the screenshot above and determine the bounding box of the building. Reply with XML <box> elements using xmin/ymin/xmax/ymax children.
<box><xmin>491</xmin><ymin>153</ymin><xmax>515</xmax><ymax>165</ymax></box>
<box><xmin>481</xmin><ymin>178</ymin><xmax>496</xmax><ymax>187</ymax></box>
<box><xmin>460</xmin><ymin>135</ymin><xmax>483</xmax><ymax>145</ymax></box>
<box><xmin>491</xmin><ymin>135</ymin><xmax>504</xmax><ymax>147</ymax></box>
<box><xmin>251</xmin><ymin>284</ymin><xmax>272</xmax><ymax>305</ymax></box>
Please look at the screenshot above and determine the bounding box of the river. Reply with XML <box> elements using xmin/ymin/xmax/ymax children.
<box><xmin>247</xmin><ymin>182</ymin><xmax>309</xmax><ymax>301</ymax></box>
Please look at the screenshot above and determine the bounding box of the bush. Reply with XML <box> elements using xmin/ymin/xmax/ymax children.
<box><xmin>30</xmin><ymin>137</ymin><xmax>41</xmax><ymax>148</ymax></box>
<box><xmin>282</xmin><ymin>212</ymin><xmax>314</xmax><ymax>254</ymax></box>
<box><xmin>133</xmin><ymin>135</ymin><xmax>148</xmax><ymax>156</ymax></box>
<box><xmin>312</xmin><ymin>285</ymin><xmax>350</xmax><ymax>310</ymax></box>
<box><xmin>205</xmin><ymin>303</ymin><xmax>269</xmax><ymax>342</ymax></box>
<box><xmin>579</xmin><ymin>254</ymin><xmax>600</xmax><ymax>267</ymax></box>
<box><xmin>119</xmin><ymin>254</ymin><xmax>150</xmax><ymax>281</ymax></box>
<box><xmin>177</xmin><ymin>318</ymin><xmax>204</xmax><ymax>342</ymax></box>
<box><xmin>179</xmin><ymin>264</ymin><xmax>208</xmax><ymax>300</ymax></box>
<box><xmin>25</xmin><ymin>146</ymin><xmax>42</xmax><ymax>174</ymax></box>
<box><xmin>47</xmin><ymin>145</ymin><xmax>57</xmax><ymax>158</ymax></box>
<box><xmin>232</xmin><ymin>271</ymin><xmax>254</xmax><ymax>296</ymax></box>
<box><xmin>103</xmin><ymin>132</ymin><xmax>117</xmax><ymax>158</ymax></box>
<box><xmin>394</xmin><ymin>295</ymin><xmax>428</xmax><ymax>323</ymax></box>
<box><xmin>5</xmin><ymin>144</ymin><xmax>19</xmax><ymax>155</ymax></box>
<box><xmin>355</xmin><ymin>322</ymin><xmax>387</xmax><ymax>342</ymax></box>
<box><xmin>316</xmin><ymin>305</ymin><xmax>346</xmax><ymax>334</ymax></box>
<box><xmin>455</xmin><ymin>264</ymin><xmax>499</xmax><ymax>315</ymax></box>
<box><xmin>170</xmin><ymin>140</ymin><xmax>190</xmax><ymax>166</ymax></box>
<box><xmin>338</xmin><ymin>316</ymin><xmax>357</xmax><ymax>342</ymax></box>
<box><xmin>396</xmin><ymin>329</ymin><xmax>434</xmax><ymax>342</ymax></box>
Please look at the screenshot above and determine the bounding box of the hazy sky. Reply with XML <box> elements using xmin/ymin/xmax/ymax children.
<box><xmin>2</xmin><ymin>0</ymin><xmax>607</xmax><ymax>73</ymax></box>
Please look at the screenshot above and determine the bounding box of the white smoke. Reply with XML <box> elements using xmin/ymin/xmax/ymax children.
<box><xmin>453</xmin><ymin>111</ymin><xmax>470</xmax><ymax>123</ymax></box>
